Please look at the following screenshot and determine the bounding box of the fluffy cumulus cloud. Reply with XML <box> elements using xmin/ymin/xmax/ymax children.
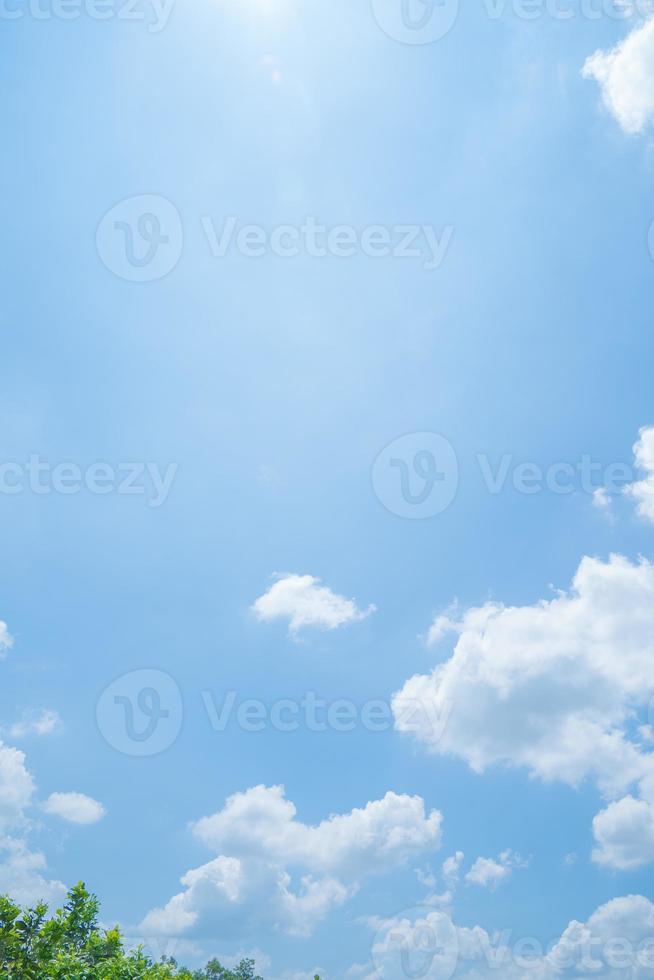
<box><xmin>140</xmin><ymin>785</ymin><xmax>442</xmax><ymax>941</ymax></box>
<box><xmin>42</xmin><ymin>792</ymin><xmax>106</xmax><ymax>825</ymax></box>
<box><xmin>367</xmin><ymin>894</ymin><xmax>654</xmax><ymax>978</ymax></box>
<box><xmin>545</xmin><ymin>895</ymin><xmax>654</xmax><ymax>978</ymax></box>
<box><xmin>592</xmin><ymin>796</ymin><xmax>654</xmax><ymax>870</ymax></box>
<box><xmin>193</xmin><ymin>785</ymin><xmax>442</xmax><ymax>877</ymax></box>
<box><xmin>393</xmin><ymin>554</ymin><xmax>654</xmax><ymax>868</ymax></box>
<box><xmin>251</xmin><ymin>574</ymin><xmax>376</xmax><ymax>634</ymax></box>
<box><xmin>583</xmin><ymin>19</ymin><xmax>654</xmax><ymax>134</ymax></box>
<box><xmin>624</xmin><ymin>426</ymin><xmax>654</xmax><ymax>522</ymax></box>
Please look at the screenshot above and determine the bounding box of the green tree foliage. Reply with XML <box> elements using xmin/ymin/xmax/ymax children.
<box><xmin>0</xmin><ymin>883</ymin><xmax>289</xmax><ymax>980</ymax></box>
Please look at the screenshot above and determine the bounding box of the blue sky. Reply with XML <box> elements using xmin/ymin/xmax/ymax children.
<box><xmin>3</xmin><ymin>0</ymin><xmax>654</xmax><ymax>976</ymax></box>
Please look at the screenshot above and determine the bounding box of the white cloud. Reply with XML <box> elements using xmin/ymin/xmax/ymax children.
<box><xmin>8</xmin><ymin>709</ymin><xmax>63</xmax><ymax>740</ymax></box>
<box><xmin>593</xmin><ymin>795</ymin><xmax>654</xmax><ymax>870</ymax></box>
<box><xmin>583</xmin><ymin>19</ymin><xmax>654</xmax><ymax>134</ymax></box>
<box><xmin>393</xmin><ymin>554</ymin><xmax>654</xmax><ymax>869</ymax></box>
<box><xmin>217</xmin><ymin>950</ymin><xmax>273</xmax><ymax>976</ymax></box>
<box><xmin>0</xmin><ymin>637</ymin><xmax>71</xmax><ymax>902</ymax></box>
<box><xmin>415</xmin><ymin>866</ymin><xmax>437</xmax><ymax>889</ymax></box>
<box><xmin>141</xmin><ymin>851</ymin><xmax>351</xmax><ymax>941</ymax></box>
<box><xmin>0</xmin><ymin>636</ymin><xmax>35</xmax><ymax>833</ymax></box>
<box><xmin>369</xmin><ymin>908</ymin><xmax>459</xmax><ymax>980</ymax></box>
<box><xmin>0</xmin><ymin>621</ymin><xmax>13</xmax><ymax>657</ymax></box>
<box><xmin>592</xmin><ymin>427</ymin><xmax>654</xmax><ymax>524</ymax></box>
<box><xmin>42</xmin><ymin>792</ymin><xmax>106</xmax><ymax>825</ymax></box>
<box><xmin>442</xmin><ymin>850</ymin><xmax>464</xmax><ymax>884</ymax></box>
<box><xmin>141</xmin><ymin>786</ymin><xmax>442</xmax><ymax>941</ymax></box>
<box><xmin>394</xmin><ymin>554</ymin><xmax>654</xmax><ymax>794</ymax></box>
<box><xmin>193</xmin><ymin>785</ymin><xmax>442</xmax><ymax>877</ymax></box>
<box><xmin>624</xmin><ymin>426</ymin><xmax>654</xmax><ymax>521</ymax></box>
<box><xmin>465</xmin><ymin>857</ymin><xmax>510</xmax><ymax>888</ymax></box>
<box><xmin>548</xmin><ymin>895</ymin><xmax>654</xmax><ymax>977</ymax></box>
<box><xmin>368</xmin><ymin>894</ymin><xmax>654</xmax><ymax>978</ymax></box>
<box><xmin>252</xmin><ymin>574</ymin><xmax>376</xmax><ymax>634</ymax></box>
<box><xmin>0</xmin><ymin>743</ymin><xmax>35</xmax><ymax>830</ymax></box>
<box><xmin>0</xmin><ymin>743</ymin><xmax>65</xmax><ymax>904</ymax></box>
<box><xmin>0</xmin><ymin>836</ymin><xmax>66</xmax><ymax>906</ymax></box>
<box><xmin>593</xmin><ymin>486</ymin><xmax>613</xmax><ymax>513</ymax></box>
<box><xmin>427</xmin><ymin>602</ymin><xmax>461</xmax><ymax>646</ymax></box>
<box><xmin>465</xmin><ymin>851</ymin><xmax>527</xmax><ymax>889</ymax></box>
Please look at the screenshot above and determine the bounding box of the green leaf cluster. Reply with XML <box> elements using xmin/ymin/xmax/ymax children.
<box><xmin>0</xmin><ymin>883</ymin><xmax>291</xmax><ymax>980</ymax></box>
